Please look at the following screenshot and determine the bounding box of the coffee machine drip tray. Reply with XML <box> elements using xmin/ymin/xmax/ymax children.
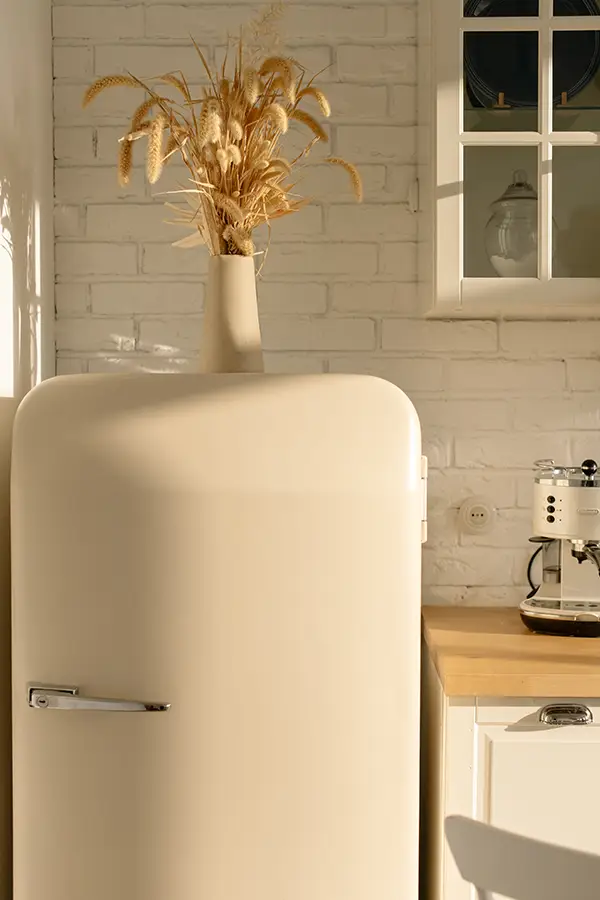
<box><xmin>521</xmin><ymin>598</ymin><xmax>600</xmax><ymax>637</ymax></box>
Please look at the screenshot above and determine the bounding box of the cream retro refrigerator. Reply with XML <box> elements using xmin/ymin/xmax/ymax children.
<box><xmin>11</xmin><ymin>373</ymin><xmax>425</xmax><ymax>900</ymax></box>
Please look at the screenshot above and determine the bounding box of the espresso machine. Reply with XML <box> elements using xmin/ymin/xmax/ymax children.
<box><xmin>521</xmin><ymin>458</ymin><xmax>600</xmax><ymax>637</ymax></box>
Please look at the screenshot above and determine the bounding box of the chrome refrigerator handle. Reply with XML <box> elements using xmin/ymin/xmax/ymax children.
<box><xmin>28</xmin><ymin>684</ymin><xmax>170</xmax><ymax>712</ymax></box>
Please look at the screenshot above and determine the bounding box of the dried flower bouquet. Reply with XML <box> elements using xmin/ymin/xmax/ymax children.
<box><xmin>83</xmin><ymin>29</ymin><xmax>362</xmax><ymax>259</ymax></box>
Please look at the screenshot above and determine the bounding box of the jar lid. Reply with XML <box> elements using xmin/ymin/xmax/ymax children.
<box><xmin>493</xmin><ymin>169</ymin><xmax>537</xmax><ymax>204</ymax></box>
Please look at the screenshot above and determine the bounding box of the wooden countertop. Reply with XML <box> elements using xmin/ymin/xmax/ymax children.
<box><xmin>422</xmin><ymin>606</ymin><xmax>600</xmax><ymax>697</ymax></box>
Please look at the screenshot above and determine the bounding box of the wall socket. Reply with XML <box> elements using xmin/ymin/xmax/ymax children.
<box><xmin>458</xmin><ymin>496</ymin><xmax>496</xmax><ymax>535</ymax></box>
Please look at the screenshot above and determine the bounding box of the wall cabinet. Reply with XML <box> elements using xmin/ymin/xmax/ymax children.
<box><xmin>422</xmin><ymin>656</ymin><xmax>600</xmax><ymax>900</ymax></box>
<box><xmin>419</xmin><ymin>0</ymin><xmax>600</xmax><ymax>317</ymax></box>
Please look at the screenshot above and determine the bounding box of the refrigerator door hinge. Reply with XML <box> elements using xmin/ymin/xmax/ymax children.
<box><xmin>421</xmin><ymin>455</ymin><xmax>428</xmax><ymax>544</ymax></box>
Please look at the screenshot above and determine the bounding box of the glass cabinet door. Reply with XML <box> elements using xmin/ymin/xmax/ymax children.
<box><xmin>553</xmin><ymin>146</ymin><xmax>600</xmax><ymax>276</ymax></box>
<box><xmin>464</xmin><ymin>147</ymin><xmax>539</xmax><ymax>277</ymax></box>
<box><xmin>426</xmin><ymin>0</ymin><xmax>600</xmax><ymax>315</ymax></box>
<box><xmin>464</xmin><ymin>31</ymin><xmax>539</xmax><ymax>132</ymax></box>
<box><xmin>552</xmin><ymin>29</ymin><xmax>600</xmax><ymax>130</ymax></box>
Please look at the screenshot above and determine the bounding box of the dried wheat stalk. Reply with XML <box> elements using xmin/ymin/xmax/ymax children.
<box><xmin>83</xmin><ymin>8</ymin><xmax>362</xmax><ymax>257</ymax></box>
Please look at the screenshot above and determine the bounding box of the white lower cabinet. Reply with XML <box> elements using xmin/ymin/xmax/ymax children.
<box><xmin>422</xmin><ymin>659</ymin><xmax>600</xmax><ymax>900</ymax></box>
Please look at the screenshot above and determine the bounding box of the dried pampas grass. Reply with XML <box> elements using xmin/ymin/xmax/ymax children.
<box><xmin>159</xmin><ymin>73</ymin><xmax>191</xmax><ymax>100</ymax></box>
<box><xmin>264</xmin><ymin>102</ymin><xmax>289</xmax><ymax>133</ymax></box>
<box><xmin>118</xmin><ymin>139</ymin><xmax>133</xmax><ymax>187</ymax></box>
<box><xmin>297</xmin><ymin>86</ymin><xmax>331</xmax><ymax>117</ymax></box>
<box><xmin>82</xmin><ymin>5</ymin><xmax>362</xmax><ymax>257</ymax></box>
<box><xmin>223</xmin><ymin>224</ymin><xmax>255</xmax><ymax>256</ymax></box>
<box><xmin>243</xmin><ymin>68</ymin><xmax>260</xmax><ymax>105</ymax></box>
<box><xmin>271</xmin><ymin>75</ymin><xmax>296</xmax><ymax>105</ymax></box>
<box><xmin>290</xmin><ymin>109</ymin><xmax>328</xmax><ymax>142</ymax></box>
<box><xmin>82</xmin><ymin>74</ymin><xmax>139</xmax><ymax>107</ymax></box>
<box><xmin>325</xmin><ymin>157</ymin><xmax>364</xmax><ymax>202</ymax></box>
<box><xmin>146</xmin><ymin>114</ymin><xmax>167</xmax><ymax>184</ymax></box>
<box><xmin>215</xmin><ymin>194</ymin><xmax>246</xmax><ymax>224</ymax></box>
<box><xmin>259</xmin><ymin>56</ymin><xmax>295</xmax><ymax>89</ymax></box>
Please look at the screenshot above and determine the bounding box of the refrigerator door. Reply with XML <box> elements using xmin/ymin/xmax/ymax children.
<box><xmin>12</xmin><ymin>373</ymin><xmax>422</xmax><ymax>900</ymax></box>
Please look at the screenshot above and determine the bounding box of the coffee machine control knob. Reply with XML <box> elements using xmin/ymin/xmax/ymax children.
<box><xmin>582</xmin><ymin>459</ymin><xmax>598</xmax><ymax>480</ymax></box>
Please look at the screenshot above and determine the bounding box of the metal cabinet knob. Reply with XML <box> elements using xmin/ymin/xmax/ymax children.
<box><xmin>28</xmin><ymin>684</ymin><xmax>170</xmax><ymax>712</ymax></box>
<box><xmin>539</xmin><ymin>703</ymin><xmax>593</xmax><ymax>726</ymax></box>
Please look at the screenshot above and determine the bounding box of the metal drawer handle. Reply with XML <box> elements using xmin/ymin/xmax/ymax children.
<box><xmin>28</xmin><ymin>684</ymin><xmax>170</xmax><ymax>713</ymax></box>
<box><xmin>539</xmin><ymin>703</ymin><xmax>593</xmax><ymax>726</ymax></box>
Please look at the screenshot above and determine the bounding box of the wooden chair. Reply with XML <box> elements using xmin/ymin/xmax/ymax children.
<box><xmin>445</xmin><ymin>815</ymin><xmax>600</xmax><ymax>900</ymax></box>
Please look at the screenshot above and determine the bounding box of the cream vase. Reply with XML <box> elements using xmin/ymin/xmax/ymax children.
<box><xmin>199</xmin><ymin>254</ymin><xmax>264</xmax><ymax>374</ymax></box>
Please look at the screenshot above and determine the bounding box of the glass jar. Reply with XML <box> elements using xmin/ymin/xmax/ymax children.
<box><xmin>484</xmin><ymin>169</ymin><xmax>538</xmax><ymax>277</ymax></box>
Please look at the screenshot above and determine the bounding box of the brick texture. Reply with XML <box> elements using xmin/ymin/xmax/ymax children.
<box><xmin>53</xmin><ymin>0</ymin><xmax>593</xmax><ymax>603</ymax></box>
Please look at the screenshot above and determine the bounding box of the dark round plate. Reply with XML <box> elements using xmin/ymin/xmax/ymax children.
<box><xmin>465</xmin><ymin>0</ymin><xmax>539</xmax><ymax>16</ymax></box>
<box><xmin>465</xmin><ymin>0</ymin><xmax>600</xmax><ymax>109</ymax></box>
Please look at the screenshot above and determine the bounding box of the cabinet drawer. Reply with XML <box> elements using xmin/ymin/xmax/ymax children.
<box><xmin>476</xmin><ymin>697</ymin><xmax>600</xmax><ymax>725</ymax></box>
<box><xmin>469</xmin><ymin>700</ymin><xmax>600</xmax><ymax>857</ymax></box>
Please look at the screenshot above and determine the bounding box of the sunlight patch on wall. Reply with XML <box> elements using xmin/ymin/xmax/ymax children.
<box><xmin>0</xmin><ymin>195</ymin><xmax>14</xmax><ymax>398</ymax></box>
<box><xmin>33</xmin><ymin>201</ymin><xmax>42</xmax><ymax>386</ymax></box>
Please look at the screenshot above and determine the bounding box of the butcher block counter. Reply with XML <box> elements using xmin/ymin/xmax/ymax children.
<box><xmin>422</xmin><ymin>605</ymin><xmax>600</xmax><ymax>697</ymax></box>
<box><xmin>421</xmin><ymin>605</ymin><xmax>600</xmax><ymax>900</ymax></box>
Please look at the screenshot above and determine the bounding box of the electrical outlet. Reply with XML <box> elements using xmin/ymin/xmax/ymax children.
<box><xmin>458</xmin><ymin>496</ymin><xmax>496</xmax><ymax>535</ymax></box>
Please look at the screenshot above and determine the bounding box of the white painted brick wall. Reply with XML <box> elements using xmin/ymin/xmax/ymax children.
<box><xmin>53</xmin><ymin>0</ymin><xmax>599</xmax><ymax>605</ymax></box>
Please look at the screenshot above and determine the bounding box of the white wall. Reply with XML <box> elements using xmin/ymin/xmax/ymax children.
<box><xmin>52</xmin><ymin>0</ymin><xmax>600</xmax><ymax>606</ymax></box>
<box><xmin>1</xmin><ymin>0</ymin><xmax>54</xmax><ymax>399</ymax></box>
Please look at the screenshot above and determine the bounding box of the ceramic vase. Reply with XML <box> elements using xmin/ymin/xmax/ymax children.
<box><xmin>200</xmin><ymin>254</ymin><xmax>264</xmax><ymax>374</ymax></box>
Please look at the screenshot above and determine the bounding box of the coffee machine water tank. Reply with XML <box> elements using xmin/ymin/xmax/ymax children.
<box><xmin>533</xmin><ymin>458</ymin><xmax>600</xmax><ymax>541</ymax></box>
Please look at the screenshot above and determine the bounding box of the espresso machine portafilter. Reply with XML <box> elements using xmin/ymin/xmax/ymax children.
<box><xmin>521</xmin><ymin>458</ymin><xmax>600</xmax><ymax>637</ymax></box>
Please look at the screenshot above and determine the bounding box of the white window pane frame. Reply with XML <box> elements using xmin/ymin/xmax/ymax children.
<box><xmin>427</xmin><ymin>0</ymin><xmax>600</xmax><ymax>318</ymax></box>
